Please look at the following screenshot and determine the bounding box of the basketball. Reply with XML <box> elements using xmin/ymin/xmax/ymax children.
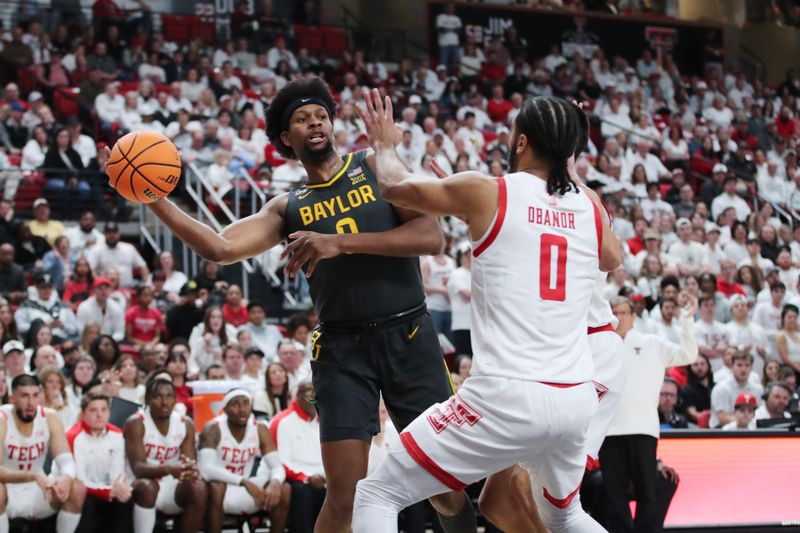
<box><xmin>107</xmin><ymin>131</ymin><xmax>182</xmax><ymax>204</ymax></box>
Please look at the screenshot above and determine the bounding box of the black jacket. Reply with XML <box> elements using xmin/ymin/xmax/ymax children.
<box><xmin>42</xmin><ymin>147</ymin><xmax>84</xmax><ymax>179</ymax></box>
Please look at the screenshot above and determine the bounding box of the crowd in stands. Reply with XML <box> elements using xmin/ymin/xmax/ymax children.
<box><xmin>0</xmin><ymin>0</ymin><xmax>797</xmax><ymax>529</ymax></box>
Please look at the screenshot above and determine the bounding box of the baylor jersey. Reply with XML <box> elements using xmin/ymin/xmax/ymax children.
<box><xmin>284</xmin><ymin>150</ymin><xmax>425</xmax><ymax>323</ymax></box>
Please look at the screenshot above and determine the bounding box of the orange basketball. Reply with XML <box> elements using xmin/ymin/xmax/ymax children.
<box><xmin>107</xmin><ymin>131</ymin><xmax>182</xmax><ymax>204</ymax></box>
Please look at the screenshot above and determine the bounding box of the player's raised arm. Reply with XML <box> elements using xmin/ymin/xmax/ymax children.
<box><xmin>357</xmin><ymin>89</ymin><xmax>496</xmax><ymax>225</ymax></box>
<box><xmin>148</xmin><ymin>194</ymin><xmax>288</xmax><ymax>265</ymax></box>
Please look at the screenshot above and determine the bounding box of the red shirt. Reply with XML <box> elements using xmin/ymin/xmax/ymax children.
<box><xmin>487</xmin><ymin>98</ymin><xmax>513</xmax><ymax>123</ymax></box>
<box><xmin>627</xmin><ymin>236</ymin><xmax>645</xmax><ymax>256</ymax></box>
<box><xmin>481</xmin><ymin>62</ymin><xmax>506</xmax><ymax>82</ymax></box>
<box><xmin>223</xmin><ymin>304</ymin><xmax>249</xmax><ymax>327</ymax></box>
<box><xmin>124</xmin><ymin>306</ymin><xmax>163</xmax><ymax>342</ymax></box>
<box><xmin>716</xmin><ymin>278</ymin><xmax>745</xmax><ymax>298</ymax></box>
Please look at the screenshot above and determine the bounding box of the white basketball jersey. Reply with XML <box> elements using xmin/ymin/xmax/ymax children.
<box><xmin>470</xmin><ymin>173</ymin><xmax>601</xmax><ymax>383</ymax></box>
<box><xmin>138</xmin><ymin>409</ymin><xmax>186</xmax><ymax>466</ymax></box>
<box><xmin>588</xmin><ymin>272</ymin><xmax>618</xmax><ymax>329</ymax></box>
<box><xmin>212</xmin><ymin>414</ymin><xmax>261</xmax><ymax>477</ymax></box>
<box><xmin>1</xmin><ymin>405</ymin><xmax>50</xmax><ymax>472</ymax></box>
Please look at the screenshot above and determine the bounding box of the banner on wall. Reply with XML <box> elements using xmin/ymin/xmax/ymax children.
<box><xmin>427</xmin><ymin>1</ymin><xmax>722</xmax><ymax>76</ymax></box>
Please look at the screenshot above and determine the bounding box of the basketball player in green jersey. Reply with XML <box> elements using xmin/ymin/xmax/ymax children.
<box><xmin>110</xmin><ymin>77</ymin><xmax>476</xmax><ymax>533</ymax></box>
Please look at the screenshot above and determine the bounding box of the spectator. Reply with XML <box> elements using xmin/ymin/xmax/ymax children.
<box><xmin>165</xmin><ymin>281</ymin><xmax>204</xmax><ymax>342</ymax></box>
<box><xmin>775</xmin><ymin>248</ymin><xmax>799</xmax><ymax>295</ymax></box>
<box><xmin>15</xmin><ymin>223</ymin><xmax>51</xmax><ymax>269</ymax></box>
<box><xmin>266</xmin><ymin>36</ymin><xmax>297</xmax><ymax>71</ymax></box>
<box><xmin>42</xmin><ymin>128</ymin><xmax>91</xmax><ymax>211</ymax></box>
<box><xmin>755</xmin><ymin>381</ymin><xmax>792</xmax><ymax>420</ymax></box>
<box><xmin>28</xmin><ymin>198</ymin><xmax>65</xmax><ymax>246</ymax></box>
<box><xmin>188</xmin><ymin>306</ymin><xmax>237</xmax><ymax>376</ymax></box>
<box><xmin>640</xmin><ymin>183</ymin><xmax>673</xmax><ymax>223</ymax></box>
<box><xmin>221</xmin><ymin>344</ymin><xmax>250</xmax><ymax>384</ymax></box>
<box><xmin>64</xmin><ymin>211</ymin><xmax>105</xmax><ymax>257</ymax></box>
<box><xmin>68</xmin><ymin>354</ymin><xmax>97</xmax><ymax>406</ymax></box>
<box><xmin>206</xmin><ymin>361</ymin><xmax>226</xmax><ymax>380</ymax></box>
<box><xmin>721</xmin><ymin>392</ymin><xmax>757</xmax><ymax>430</ymax></box>
<box><xmin>165</xmin><ymin>349</ymin><xmax>191</xmax><ymax>414</ymax></box>
<box><xmin>658</xmin><ymin>378</ymin><xmax>688</xmax><ymax>429</ymax></box>
<box><xmin>39</xmin><ymin>364</ymin><xmax>78</xmax><ymax>428</ymax></box>
<box><xmin>421</xmin><ymin>245</ymin><xmax>455</xmax><ymax>340</ymax></box>
<box><xmin>89</xmin><ymin>334</ymin><xmax>121</xmax><ymax>374</ymax></box>
<box><xmin>86</xmin><ymin>222</ymin><xmax>148</xmax><ymax>289</ymax></box>
<box><xmin>710</xmin><ymin>351</ymin><xmax>763</xmax><ymax>427</ymax></box>
<box><xmin>703</xmin><ymin>95</ymin><xmax>734</xmax><ymax>130</ymax></box>
<box><xmin>276</xmin><ymin>340</ymin><xmax>311</xmax><ymax>392</ymax></box>
<box><xmin>3</xmin><ymin>339</ymin><xmax>25</xmax><ymax>384</ymax></box>
<box><xmin>242</xmin><ymin>346</ymin><xmax>265</xmax><ymax>389</ymax></box>
<box><xmin>239</xmin><ymin>301</ymin><xmax>283</xmax><ymax>362</ymax></box>
<box><xmin>67</xmin><ymin>117</ymin><xmax>97</xmax><ymax>167</ymax></box>
<box><xmin>14</xmin><ymin>270</ymin><xmax>78</xmax><ymax>343</ymax></box>
<box><xmin>222</xmin><ymin>284</ymin><xmax>248</xmax><ymax>327</ymax></box>
<box><xmin>125</xmin><ymin>285</ymin><xmax>163</xmax><ymax>347</ymax></box>
<box><xmin>776</xmin><ymin>303</ymin><xmax>800</xmax><ymax>376</ymax></box>
<box><xmin>667</xmin><ymin>218</ymin><xmax>709</xmax><ymax>277</ymax></box>
<box><xmin>62</xmin><ymin>258</ymin><xmax>94</xmax><ymax>313</ymax></box>
<box><xmin>269</xmin><ymin>381</ymin><xmax>325</xmax><ymax>533</ymax></box>
<box><xmin>0</xmin><ymin>26</ymin><xmax>33</xmax><ymax>69</ymax></box>
<box><xmin>4</xmin><ymin>102</ymin><xmax>29</xmax><ymax>150</ymax></box>
<box><xmin>21</xmin><ymin>124</ymin><xmax>49</xmax><ymax>170</ymax></box>
<box><xmin>725</xmin><ymin>294</ymin><xmax>768</xmax><ymax>373</ymax></box>
<box><xmin>42</xmin><ymin>235</ymin><xmax>78</xmax><ymax>292</ymax></box>
<box><xmin>762</xmin><ymin>359</ymin><xmax>781</xmax><ymax>387</ymax></box>
<box><xmin>679</xmin><ymin>354</ymin><xmax>714</xmax><ymax>426</ymax></box>
<box><xmin>449</xmin><ymin>248</ymin><xmax>472</xmax><ymax>356</ymax></box>
<box><xmin>0</xmin><ymin>243</ymin><xmax>27</xmax><ymax>305</ymax></box>
<box><xmin>711</xmin><ymin>176</ymin><xmax>751</xmax><ymax>222</ymax></box>
<box><xmin>76</xmin><ymin>277</ymin><xmax>125</xmax><ymax>343</ymax></box>
<box><xmin>435</xmin><ymin>1</ymin><xmax>461</xmax><ymax>71</ymax></box>
<box><xmin>148</xmin><ymin>250</ymin><xmax>187</xmax><ymax>299</ymax></box>
<box><xmin>113</xmin><ymin>354</ymin><xmax>144</xmax><ymax>404</ymax></box>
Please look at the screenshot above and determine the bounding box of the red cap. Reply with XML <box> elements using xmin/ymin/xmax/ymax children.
<box><xmin>93</xmin><ymin>277</ymin><xmax>112</xmax><ymax>289</ymax></box>
<box><xmin>630</xmin><ymin>294</ymin><xmax>645</xmax><ymax>303</ymax></box>
<box><xmin>735</xmin><ymin>392</ymin><xmax>757</xmax><ymax>408</ymax></box>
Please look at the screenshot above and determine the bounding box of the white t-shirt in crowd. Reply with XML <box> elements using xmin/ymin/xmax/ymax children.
<box><xmin>448</xmin><ymin>266</ymin><xmax>471</xmax><ymax>332</ymax></box>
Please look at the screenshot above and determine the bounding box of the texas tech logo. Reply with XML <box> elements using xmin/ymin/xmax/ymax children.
<box><xmin>427</xmin><ymin>395</ymin><xmax>482</xmax><ymax>434</ymax></box>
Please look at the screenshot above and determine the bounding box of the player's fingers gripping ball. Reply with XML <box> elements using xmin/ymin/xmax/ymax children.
<box><xmin>107</xmin><ymin>131</ymin><xmax>182</xmax><ymax>203</ymax></box>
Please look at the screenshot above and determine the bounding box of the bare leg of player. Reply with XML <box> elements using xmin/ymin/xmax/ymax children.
<box><xmin>205</xmin><ymin>481</ymin><xmax>226</xmax><ymax>533</ymax></box>
<box><xmin>56</xmin><ymin>479</ymin><xmax>86</xmax><ymax>533</ymax></box>
<box><xmin>0</xmin><ymin>483</ymin><xmax>7</xmax><ymax>533</ymax></box>
<box><xmin>479</xmin><ymin>466</ymin><xmax>546</xmax><ymax>533</ymax></box>
<box><xmin>315</xmin><ymin>440</ymin><xmax>370</xmax><ymax>532</ymax></box>
<box><xmin>315</xmin><ymin>440</ymin><xmax>472</xmax><ymax>533</ymax></box>
<box><xmin>269</xmin><ymin>482</ymin><xmax>292</xmax><ymax>533</ymax></box>
<box><xmin>132</xmin><ymin>479</ymin><xmax>159</xmax><ymax>533</ymax></box>
<box><xmin>175</xmin><ymin>478</ymin><xmax>208</xmax><ymax>533</ymax></box>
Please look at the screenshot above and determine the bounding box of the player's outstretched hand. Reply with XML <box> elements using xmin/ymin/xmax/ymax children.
<box><xmin>356</xmin><ymin>88</ymin><xmax>401</xmax><ymax>147</ymax></box>
<box><xmin>263</xmin><ymin>479</ymin><xmax>282</xmax><ymax>510</ymax></box>
<box><xmin>111</xmin><ymin>475</ymin><xmax>133</xmax><ymax>503</ymax></box>
<box><xmin>281</xmin><ymin>231</ymin><xmax>342</xmax><ymax>278</ymax></box>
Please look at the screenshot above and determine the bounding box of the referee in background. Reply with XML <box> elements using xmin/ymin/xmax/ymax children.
<box><xmin>600</xmin><ymin>296</ymin><xmax>699</xmax><ymax>532</ymax></box>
